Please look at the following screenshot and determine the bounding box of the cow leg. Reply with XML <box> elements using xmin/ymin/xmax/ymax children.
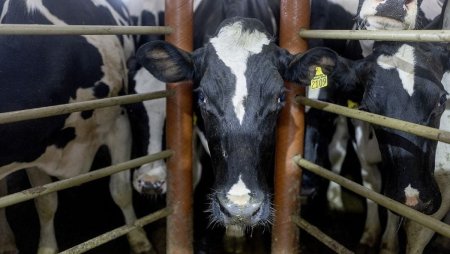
<box><xmin>107</xmin><ymin>111</ymin><xmax>153</xmax><ymax>254</ymax></box>
<box><xmin>404</xmin><ymin>173</ymin><xmax>450</xmax><ymax>254</ymax></box>
<box><xmin>0</xmin><ymin>178</ymin><xmax>19</xmax><ymax>254</ymax></box>
<box><xmin>352</xmin><ymin>121</ymin><xmax>382</xmax><ymax>249</ymax></box>
<box><xmin>26</xmin><ymin>168</ymin><xmax>58</xmax><ymax>254</ymax></box>
<box><xmin>380</xmin><ymin>211</ymin><xmax>400</xmax><ymax>254</ymax></box>
<box><xmin>133</xmin><ymin>76</ymin><xmax>167</xmax><ymax>196</ymax></box>
<box><xmin>327</xmin><ymin>116</ymin><xmax>349</xmax><ymax>211</ymax></box>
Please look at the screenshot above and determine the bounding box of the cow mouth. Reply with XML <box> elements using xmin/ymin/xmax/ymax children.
<box><xmin>361</xmin><ymin>16</ymin><xmax>407</xmax><ymax>30</ymax></box>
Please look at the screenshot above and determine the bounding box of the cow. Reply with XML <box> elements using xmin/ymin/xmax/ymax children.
<box><xmin>135</xmin><ymin>14</ymin><xmax>361</xmax><ymax>237</ymax></box>
<box><xmin>306</xmin><ymin>0</ymin><xmax>448</xmax><ymax>252</ymax></box>
<box><xmin>0</xmin><ymin>1</ymin><xmax>152</xmax><ymax>254</ymax></box>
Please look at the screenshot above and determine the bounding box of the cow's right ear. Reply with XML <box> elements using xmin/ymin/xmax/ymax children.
<box><xmin>283</xmin><ymin>47</ymin><xmax>369</xmax><ymax>93</ymax></box>
<box><xmin>136</xmin><ymin>40</ymin><xmax>194</xmax><ymax>83</ymax></box>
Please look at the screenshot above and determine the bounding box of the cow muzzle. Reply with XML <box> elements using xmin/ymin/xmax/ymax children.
<box><xmin>213</xmin><ymin>191</ymin><xmax>269</xmax><ymax>227</ymax></box>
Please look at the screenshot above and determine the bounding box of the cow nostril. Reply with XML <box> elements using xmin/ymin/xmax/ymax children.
<box><xmin>251</xmin><ymin>205</ymin><xmax>261</xmax><ymax>217</ymax></box>
<box><xmin>218</xmin><ymin>200</ymin><xmax>233</xmax><ymax>217</ymax></box>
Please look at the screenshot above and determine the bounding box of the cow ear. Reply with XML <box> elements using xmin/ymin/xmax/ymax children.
<box><xmin>283</xmin><ymin>47</ymin><xmax>369</xmax><ymax>93</ymax></box>
<box><xmin>283</xmin><ymin>47</ymin><xmax>340</xmax><ymax>85</ymax></box>
<box><xmin>136</xmin><ymin>40</ymin><xmax>194</xmax><ymax>83</ymax></box>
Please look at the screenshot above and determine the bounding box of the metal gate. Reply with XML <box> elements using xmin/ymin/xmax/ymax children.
<box><xmin>0</xmin><ymin>0</ymin><xmax>449</xmax><ymax>253</ymax></box>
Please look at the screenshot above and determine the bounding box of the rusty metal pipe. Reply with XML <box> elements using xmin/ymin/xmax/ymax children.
<box><xmin>272</xmin><ymin>0</ymin><xmax>310</xmax><ymax>253</ymax></box>
<box><xmin>165</xmin><ymin>0</ymin><xmax>194</xmax><ymax>253</ymax></box>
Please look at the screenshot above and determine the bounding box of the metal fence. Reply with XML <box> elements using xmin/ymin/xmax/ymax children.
<box><xmin>2</xmin><ymin>0</ymin><xmax>450</xmax><ymax>253</ymax></box>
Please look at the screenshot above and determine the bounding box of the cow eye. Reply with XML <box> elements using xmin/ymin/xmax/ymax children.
<box><xmin>196</xmin><ymin>90</ymin><xmax>207</xmax><ymax>105</ymax></box>
<box><xmin>277</xmin><ymin>92</ymin><xmax>286</xmax><ymax>104</ymax></box>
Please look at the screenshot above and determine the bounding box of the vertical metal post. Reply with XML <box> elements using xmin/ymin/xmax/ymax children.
<box><xmin>272</xmin><ymin>0</ymin><xmax>310</xmax><ymax>253</ymax></box>
<box><xmin>165</xmin><ymin>0</ymin><xmax>194</xmax><ymax>253</ymax></box>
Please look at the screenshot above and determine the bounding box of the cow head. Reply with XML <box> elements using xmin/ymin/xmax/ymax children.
<box><xmin>359</xmin><ymin>0</ymin><xmax>423</xmax><ymax>30</ymax></box>
<box><xmin>287</xmin><ymin>41</ymin><xmax>450</xmax><ymax>214</ymax></box>
<box><xmin>137</xmin><ymin>17</ymin><xmax>338</xmax><ymax>229</ymax></box>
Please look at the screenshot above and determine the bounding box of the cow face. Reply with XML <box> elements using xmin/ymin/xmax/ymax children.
<box><xmin>137</xmin><ymin>17</ymin><xmax>336</xmax><ymax>229</ymax></box>
<box><xmin>359</xmin><ymin>0</ymin><xmax>422</xmax><ymax>30</ymax></box>
<box><xmin>288</xmin><ymin>42</ymin><xmax>450</xmax><ymax>214</ymax></box>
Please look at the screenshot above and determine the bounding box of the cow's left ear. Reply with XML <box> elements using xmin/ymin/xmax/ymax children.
<box><xmin>137</xmin><ymin>40</ymin><xmax>194</xmax><ymax>83</ymax></box>
<box><xmin>282</xmin><ymin>47</ymin><xmax>340</xmax><ymax>85</ymax></box>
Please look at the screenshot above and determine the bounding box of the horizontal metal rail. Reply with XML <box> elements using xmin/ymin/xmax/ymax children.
<box><xmin>292</xmin><ymin>215</ymin><xmax>354</xmax><ymax>254</ymax></box>
<box><xmin>0</xmin><ymin>90</ymin><xmax>173</xmax><ymax>125</ymax></box>
<box><xmin>296</xmin><ymin>96</ymin><xmax>450</xmax><ymax>144</ymax></box>
<box><xmin>299</xmin><ymin>29</ymin><xmax>450</xmax><ymax>42</ymax></box>
<box><xmin>60</xmin><ymin>207</ymin><xmax>172</xmax><ymax>254</ymax></box>
<box><xmin>0</xmin><ymin>24</ymin><xmax>172</xmax><ymax>35</ymax></box>
<box><xmin>0</xmin><ymin>150</ymin><xmax>173</xmax><ymax>209</ymax></box>
<box><xmin>293</xmin><ymin>155</ymin><xmax>450</xmax><ymax>239</ymax></box>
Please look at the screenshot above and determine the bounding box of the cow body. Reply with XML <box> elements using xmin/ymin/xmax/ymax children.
<box><xmin>0</xmin><ymin>1</ymin><xmax>152</xmax><ymax>253</ymax></box>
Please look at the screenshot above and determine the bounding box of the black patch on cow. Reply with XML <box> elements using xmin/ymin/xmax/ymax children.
<box><xmin>49</xmin><ymin>127</ymin><xmax>76</xmax><ymax>148</ymax></box>
<box><xmin>81</xmin><ymin>110</ymin><xmax>94</xmax><ymax>119</ymax></box>
<box><xmin>94</xmin><ymin>82</ymin><xmax>110</xmax><ymax>98</ymax></box>
<box><xmin>0</xmin><ymin>1</ymin><xmax>122</xmax><ymax>166</ymax></box>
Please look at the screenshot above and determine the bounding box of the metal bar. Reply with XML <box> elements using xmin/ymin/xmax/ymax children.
<box><xmin>0</xmin><ymin>90</ymin><xmax>173</xmax><ymax>125</ymax></box>
<box><xmin>293</xmin><ymin>156</ymin><xmax>450</xmax><ymax>239</ymax></box>
<box><xmin>59</xmin><ymin>208</ymin><xmax>171</xmax><ymax>254</ymax></box>
<box><xmin>0</xmin><ymin>150</ymin><xmax>173</xmax><ymax>209</ymax></box>
<box><xmin>272</xmin><ymin>1</ymin><xmax>309</xmax><ymax>253</ymax></box>
<box><xmin>299</xmin><ymin>29</ymin><xmax>450</xmax><ymax>42</ymax></box>
<box><xmin>0</xmin><ymin>24</ymin><xmax>172</xmax><ymax>35</ymax></box>
<box><xmin>296</xmin><ymin>96</ymin><xmax>450</xmax><ymax>144</ymax></box>
<box><xmin>292</xmin><ymin>215</ymin><xmax>354</xmax><ymax>254</ymax></box>
<box><xmin>165</xmin><ymin>0</ymin><xmax>194</xmax><ymax>253</ymax></box>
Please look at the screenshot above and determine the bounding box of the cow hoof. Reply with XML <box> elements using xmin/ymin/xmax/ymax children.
<box><xmin>37</xmin><ymin>247</ymin><xmax>57</xmax><ymax>254</ymax></box>
<box><xmin>128</xmin><ymin>228</ymin><xmax>154</xmax><ymax>254</ymax></box>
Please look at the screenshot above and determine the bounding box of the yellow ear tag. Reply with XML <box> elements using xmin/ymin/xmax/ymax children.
<box><xmin>310</xmin><ymin>66</ymin><xmax>328</xmax><ymax>89</ymax></box>
<box><xmin>347</xmin><ymin>100</ymin><xmax>359</xmax><ymax>109</ymax></box>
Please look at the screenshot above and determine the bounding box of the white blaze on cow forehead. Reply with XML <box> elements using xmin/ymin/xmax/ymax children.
<box><xmin>404</xmin><ymin>184</ymin><xmax>420</xmax><ymax>206</ymax></box>
<box><xmin>210</xmin><ymin>22</ymin><xmax>270</xmax><ymax>124</ymax></box>
<box><xmin>377</xmin><ymin>44</ymin><xmax>415</xmax><ymax>96</ymax></box>
<box><xmin>227</xmin><ymin>175</ymin><xmax>251</xmax><ymax>206</ymax></box>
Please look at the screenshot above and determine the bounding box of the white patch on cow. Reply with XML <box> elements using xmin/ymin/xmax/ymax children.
<box><xmin>194</xmin><ymin>0</ymin><xmax>202</xmax><ymax>12</ymax></box>
<box><xmin>360</xmin><ymin>0</ymin><xmax>418</xmax><ymax>30</ymax></box>
<box><xmin>227</xmin><ymin>175</ymin><xmax>251</xmax><ymax>206</ymax></box>
<box><xmin>25</xmin><ymin>0</ymin><xmax>43</xmax><ymax>13</ymax></box>
<box><xmin>435</xmin><ymin>71</ymin><xmax>450</xmax><ymax>174</ymax></box>
<box><xmin>0</xmin><ymin>0</ymin><xmax>10</xmax><ymax>22</ymax></box>
<box><xmin>210</xmin><ymin>21</ymin><xmax>270</xmax><ymax>124</ymax></box>
<box><xmin>404</xmin><ymin>184</ymin><xmax>420</xmax><ymax>206</ymax></box>
<box><xmin>305</xmin><ymin>86</ymin><xmax>320</xmax><ymax>113</ymax></box>
<box><xmin>420</xmin><ymin>0</ymin><xmax>443</xmax><ymax>21</ymax></box>
<box><xmin>377</xmin><ymin>44</ymin><xmax>415</xmax><ymax>96</ymax></box>
<box><xmin>329</xmin><ymin>0</ymin><xmax>359</xmax><ymax>16</ymax></box>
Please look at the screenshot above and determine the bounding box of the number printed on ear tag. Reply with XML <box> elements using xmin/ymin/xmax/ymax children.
<box><xmin>310</xmin><ymin>66</ymin><xmax>328</xmax><ymax>90</ymax></box>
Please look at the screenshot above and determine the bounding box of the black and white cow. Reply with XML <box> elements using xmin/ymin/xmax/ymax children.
<box><xmin>136</xmin><ymin>16</ymin><xmax>344</xmax><ymax>232</ymax></box>
<box><xmin>129</xmin><ymin>0</ymin><xmax>280</xmax><ymax>198</ymax></box>
<box><xmin>306</xmin><ymin>0</ymin><xmax>447</xmax><ymax>251</ymax></box>
<box><xmin>0</xmin><ymin>1</ymin><xmax>152</xmax><ymax>254</ymax></box>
